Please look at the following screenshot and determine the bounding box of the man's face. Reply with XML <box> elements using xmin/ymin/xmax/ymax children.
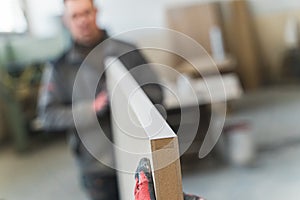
<box><xmin>64</xmin><ymin>0</ymin><xmax>99</xmax><ymax>46</ymax></box>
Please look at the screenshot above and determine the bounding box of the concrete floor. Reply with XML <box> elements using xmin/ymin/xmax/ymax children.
<box><xmin>1</xmin><ymin>85</ymin><xmax>300</xmax><ymax>200</ymax></box>
<box><xmin>0</xmin><ymin>139</ymin><xmax>88</xmax><ymax>200</ymax></box>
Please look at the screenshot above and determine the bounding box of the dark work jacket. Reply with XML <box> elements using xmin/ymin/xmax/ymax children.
<box><xmin>37</xmin><ymin>31</ymin><xmax>163</xmax><ymax>175</ymax></box>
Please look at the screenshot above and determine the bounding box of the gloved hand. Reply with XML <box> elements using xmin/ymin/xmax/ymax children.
<box><xmin>134</xmin><ymin>158</ymin><xmax>156</xmax><ymax>200</ymax></box>
<box><xmin>134</xmin><ymin>158</ymin><xmax>205</xmax><ymax>200</ymax></box>
<box><xmin>92</xmin><ymin>91</ymin><xmax>109</xmax><ymax>116</ymax></box>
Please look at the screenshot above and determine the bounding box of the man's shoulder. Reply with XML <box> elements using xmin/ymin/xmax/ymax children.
<box><xmin>108</xmin><ymin>38</ymin><xmax>138</xmax><ymax>51</ymax></box>
<box><xmin>110</xmin><ymin>38</ymin><xmax>136</xmax><ymax>47</ymax></box>
<box><xmin>101</xmin><ymin>38</ymin><xmax>143</xmax><ymax>58</ymax></box>
<box><xmin>102</xmin><ymin>30</ymin><xmax>136</xmax><ymax>49</ymax></box>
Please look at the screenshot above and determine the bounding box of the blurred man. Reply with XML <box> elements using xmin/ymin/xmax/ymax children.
<box><xmin>37</xmin><ymin>0</ymin><xmax>163</xmax><ymax>199</ymax></box>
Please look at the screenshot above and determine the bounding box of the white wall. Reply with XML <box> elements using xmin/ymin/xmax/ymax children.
<box><xmin>248</xmin><ymin>0</ymin><xmax>300</xmax><ymax>15</ymax></box>
<box><xmin>98</xmin><ymin>0</ymin><xmax>211</xmax><ymax>34</ymax></box>
<box><xmin>26</xmin><ymin>0</ymin><xmax>212</xmax><ymax>37</ymax></box>
<box><xmin>26</xmin><ymin>0</ymin><xmax>63</xmax><ymax>37</ymax></box>
<box><xmin>26</xmin><ymin>0</ymin><xmax>300</xmax><ymax>38</ymax></box>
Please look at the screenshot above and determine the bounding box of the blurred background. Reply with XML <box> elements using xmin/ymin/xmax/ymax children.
<box><xmin>1</xmin><ymin>0</ymin><xmax>300</xmax><ymax>199</ymax></box>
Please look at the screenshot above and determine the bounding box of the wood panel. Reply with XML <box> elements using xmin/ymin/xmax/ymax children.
<box><xmin>227</xmin><ymin>0</ymin><xmax>263</xmax><ymax>90</ymax></box>
<box><xmin>105</xmin><ymin>57</ymin><xmax>183</xmax><ymax>200</ymax></box>
<box><xmin>166</xmin><ymin>2</ymin><xmax>223</xmax><ymax>55</ymax></box>
<box><xmin>151</xmin><ymin>138</ymin><xmax>183</xmax><ymax>200</ymax></box>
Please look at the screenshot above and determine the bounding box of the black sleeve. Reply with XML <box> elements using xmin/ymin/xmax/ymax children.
<box><xmin>37</xmin><ymin>63</ymin><xmax>74</xmax><ymax>131</ymax></box>
<box><xmin>119</xmin><ymin>49</ymin><xmax>164</xmax><ymax>105</ymax></box>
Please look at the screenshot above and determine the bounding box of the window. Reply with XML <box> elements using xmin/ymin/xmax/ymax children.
<box><xmin>0</xmin><ymin>0</ymin><xmax>28</xmax><ymax>33</ymax></box>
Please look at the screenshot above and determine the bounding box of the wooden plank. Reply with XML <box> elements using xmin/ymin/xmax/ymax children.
<box><xmin>105</xmin><ymin>57</ymin><xmax>183</xmax><ymax>200</ymax></box>
<box><xmin>166</xmin><ymin>2</ymin><xmax>223</xmax><ymax>55</ymax></box>
<box><xmin>151</xmin><ymin>138</ymin><xmax>183</xmax><ymax>200</ymax></box>
<box><xmin>227</xmin><ymin>0</ymin><xmax>262</xmax><ymax>90</ymax></box>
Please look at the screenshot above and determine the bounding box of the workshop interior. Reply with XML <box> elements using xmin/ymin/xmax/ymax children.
<box><xmin>1</xmin><ymin>0</ymin><xmax>300</xmax><ymax>199</ymax></box>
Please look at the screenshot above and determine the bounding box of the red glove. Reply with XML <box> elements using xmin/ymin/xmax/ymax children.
<box><xmin>134</xmin><ymin>158</ymin><xmax>156</xmax><ymax>200</ymax></box>
<box><xmin>134</xmin><ymin>158</ymin><xmax>205</xmax><ymax>200</ymax></box>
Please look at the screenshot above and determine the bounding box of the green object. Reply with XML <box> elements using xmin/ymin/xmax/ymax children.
<box><xmin>0</xmin><ymin>75</ymin><xmax>28</xmax><ymax>152</ymax></box>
